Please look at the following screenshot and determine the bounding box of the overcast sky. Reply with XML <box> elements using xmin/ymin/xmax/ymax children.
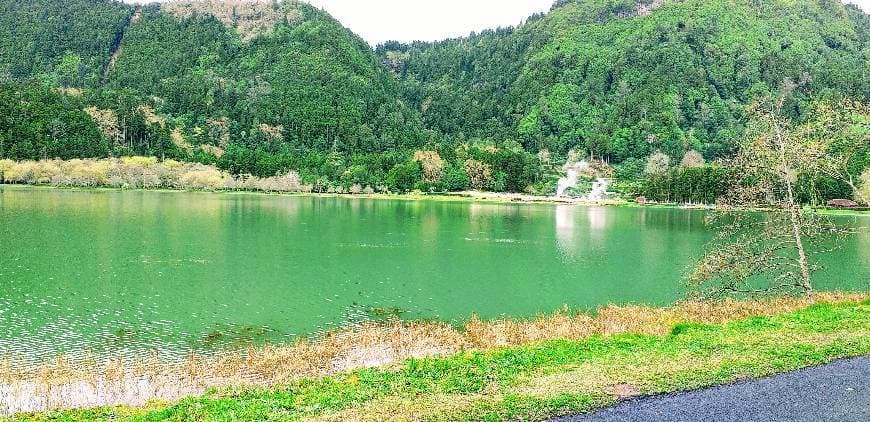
<box><xmin>124</xmin><ymin>0</ymin><xmax>869</xmax><ymax>46</ymax></box>
<box><xmin>848</xmin><ymin>0</ymin><xmax>870</xmax><ymax>12</ymax></box>
<box><xmin>305</xmin><ymin>0</ymin><xmax>553</xmax><ymax>45</ymax></box>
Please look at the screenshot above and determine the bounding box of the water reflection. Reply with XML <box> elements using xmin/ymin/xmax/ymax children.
<box><xmin>860</xmin><ymin>225</ymin><xmax>869</xmax><ymax>258</ymax></box>
<box><xmin>0</xmin><ymin>186</ymin><xmax>865</xmax><ymax>370</ymax></box>
<box><xmin>555</xmin><ymin>206</ymin><xmax>611</xmax><ymax>259</ymax></box>
<box><xmin>555</xmin><ymin>205</ymin><xmax>578</xmax><ymax>259</ymax></box>
<box><xmin>587</xmin><ymin>207</ymin><xmax>609</xmax><ymax>243</ymax></box>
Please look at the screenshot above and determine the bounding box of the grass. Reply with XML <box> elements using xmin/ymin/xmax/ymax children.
<box><xmin>12</xmin><ymin>295</ymin><xmax>869</xmax><ymax>421</ymax></box>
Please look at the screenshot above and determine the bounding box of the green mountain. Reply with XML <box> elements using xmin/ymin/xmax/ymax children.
<box><xmin>1</xmin><ymin>0</ymin><xmax>423</xmax><ymax>175</ymax></box>
<box><xmin>379</xmin><ymin>0</ymin><xmax>868</xmax><ymax>162</ymax></box>
<box><xmin>0</xmin><ymin>0</ymin><xmax>131</xmax><ymax>86</ymax></box>
<box><xmin>0</xmin><ymin>0</ymin><xmax>867</xmax><ymax>194</ymax></box>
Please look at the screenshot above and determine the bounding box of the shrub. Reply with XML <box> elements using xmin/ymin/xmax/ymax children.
<box><xmin>6</xmin><ymin>161</ymin><xmax>40</xmax><ymax>184</ymax></box>
<box><xmin>441</xmin><ymin>164</ymin><xmax>470</xmax><ymax>191</ymax></box>
<box><xmin>121</xmin><ymin>156</ymin><xmax>158</xmax><ymax>167</ymax></box>
<box><xmin>0</xmin><ymin>159</ymin><xmax>15</xmax><ymax>182</ymax></box>
<box><xmin>386</xmin><ymin>161</ymin><xmax>422</xmax><ymax>193</ymax></box>
<box><xmin>178</xmin><ymin>166</ymin><xmax>226</xmax><ymax>190</ymax></box>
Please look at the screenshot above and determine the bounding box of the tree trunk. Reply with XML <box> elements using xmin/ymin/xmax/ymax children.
<box><xmin>773</xmin><ymin>118</ymin><xmax>813</xmax><ymax>298</ymax></box>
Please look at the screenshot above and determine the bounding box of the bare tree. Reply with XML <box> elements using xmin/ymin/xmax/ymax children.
<box><xmin>464</xmin><ymin>159</ymin><xmax>493</xmax><ymax>191</ymax></box>
<box><xmin>679</xmin><ymin>150</ymin><xmax>705</xmax><ymax>168</ymax></box>
<box><xmin>644</xmin><ymin>150</ymin><xmax>670</xmax><ymax>175</ymax></box>
<box><xmin>795</xmin><ymin>100</ymin><xmax>869</xmax><ymax>205</ymax></box>
<box><xmin>413</xmin><ymin>150</ymin><xmax>445</xmax><ymax>184</ymax></box>
<box><xmin>537</xmin><ymin>149</ymin><xmax>551</xmax><ymax>167</ymax></box>
<box><xmin>859</xmin><ymin>170</ymin><xmax>870</xmax><ymax>205</ymax></box>
<box><xmin>688</xmin><ymin>93</ymin><xmax>856</xmax><ymax>299</ymax></box>
<box><xmin>84</xmin><ymin>106</ymin><xmax>123</xmax><ymax>147</ymax></box>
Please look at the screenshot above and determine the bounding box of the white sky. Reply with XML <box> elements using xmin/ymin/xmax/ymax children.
<box><xmin>305</xmin><ymin>0</ymin><xmax>554</xmax><ymax>45</ymax></box>
<box><xmin>122</xmin><ymin>0</ymin><xmax>553</xmax><ymax>45</ymax></box>
<box><xmin>124</xmin><ymin>0</ymin><xmax>869</xmax><ymax>46</ymax></box>
<box><xmin>846</xmin><ymin>0</ymin><xmax>870</xmax><ymax>11</ymax></box>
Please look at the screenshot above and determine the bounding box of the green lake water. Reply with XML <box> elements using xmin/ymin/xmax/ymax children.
<box><xmin>1</xmin><ymin>186</ymin><xmax>867</xmax><ymax>366</ymax></box>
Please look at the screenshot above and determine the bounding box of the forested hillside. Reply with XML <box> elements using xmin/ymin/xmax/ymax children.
<box><xmin>380</xmin><ymin>0</ymin><xmax>868</xmax><ymax>165</ymax></box>
<box><xmin>0</xmin><ymin>0</ymin><xmax>867</xmax><ymax>199</ymax></box>
<box><xmin>1</xmin><ymin>0</ymin><xmax>425</xmax><ymax>180</ymax></box>
<box><xmin>100</xmin><ymin>1</ymin><xmax>424</xmax><ymax>156</ymax></box>
<box><xmin>0</xmin><ymin>0</ymin><xmax>132</xmax><ymax>87</ymax></box>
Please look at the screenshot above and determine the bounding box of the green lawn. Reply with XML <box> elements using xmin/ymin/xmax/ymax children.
<box><xmin>18</xmin><ymin>299</ymin><xmax>869</xmax><ymax>421</ymax></box>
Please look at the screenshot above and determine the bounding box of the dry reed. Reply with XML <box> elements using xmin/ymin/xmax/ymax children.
<box><xmin>2</xmin><ymin>292</ymin><xmax>865</xmax><ymax>414</ymax></box>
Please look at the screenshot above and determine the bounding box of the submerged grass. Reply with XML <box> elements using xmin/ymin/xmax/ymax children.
<box><xmin>8</xmin><ymin>293</ymin><xmax>869</xmax><ymax>420</ymax></box>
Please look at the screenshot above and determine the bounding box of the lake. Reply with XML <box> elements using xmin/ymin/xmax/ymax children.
<box><xmin>1</xmin><ymin>186</ymin><xmax>867</xmax><ymax>367</ymax></box>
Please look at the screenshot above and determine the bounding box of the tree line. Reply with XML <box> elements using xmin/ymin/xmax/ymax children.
<box><xmin>0</xmin><ymin>0</ymin><xmax>867</xmax><ymax>202</ymax></box>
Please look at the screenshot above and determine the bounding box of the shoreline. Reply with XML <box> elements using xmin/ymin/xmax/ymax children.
<box><xmin>7</xmin><ymin>293</ymin><xmax>867</xmax><ymax>419</ymax></box>
<box><xmin>0</xmin><ymin>182</ymin><xmax>623</xmax><ymax>206</ymax></box>
<box><xmin>2</xmin><ymin>183</ymin><xmax>868</xmax><ymax>216</ymax></box>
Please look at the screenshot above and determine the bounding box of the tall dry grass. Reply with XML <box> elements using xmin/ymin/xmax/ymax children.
<box><xmin>0</xmin><ymin>158</ymin><xmax>325</xmax><ymax>193</ymax></box>
<box><xmin>2</xmin><ymin>293</ymin><xmax>864</xmax><ymax>415</ymax></box>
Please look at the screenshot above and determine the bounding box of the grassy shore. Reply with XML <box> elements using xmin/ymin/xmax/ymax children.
<box><xmin>0</xmin><ymin>182</ymin><xmax>627</xmax><ymax>208</ymax></box>
<box><xmin>5</xmin><ymin>184</ymin><xmax>869</xmax><ymax>217</ymax></box>
<box><xmin>12</xmin><ymin>294</ymin><xmax>868</xmax><ymax>421</ymax></box>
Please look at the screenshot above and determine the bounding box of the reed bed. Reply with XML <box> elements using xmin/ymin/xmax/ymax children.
<box><xmin>2</xmin><ymin>292</ymin><xmax>866</xmax><ymax>415</ymax></box>
<box><xmin>0</xmin><ymin>157</ymin><xmax>381</xmax><ymax>194</ymax></box>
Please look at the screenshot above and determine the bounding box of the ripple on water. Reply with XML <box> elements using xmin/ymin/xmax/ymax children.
<box><xmin>0</xmin><ymin>283</ymin><xmax>404</xmax><ymax>372</ymax></box>
<box><xmin>0</xmin><ymin>286</ymin><xmax>216</xmax><ymax>369</ymax></box>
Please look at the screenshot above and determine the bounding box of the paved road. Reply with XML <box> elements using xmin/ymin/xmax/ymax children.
<box><xmin>554</xmin><ymin>357</ymin><xmax>869</xmax><ymax>422</ymax></box>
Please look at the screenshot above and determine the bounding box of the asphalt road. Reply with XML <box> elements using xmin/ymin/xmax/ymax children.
<box><xmin>553</xmin><ymin>356</ymin><xmax>869</xmax><ymax>422</ymax></box>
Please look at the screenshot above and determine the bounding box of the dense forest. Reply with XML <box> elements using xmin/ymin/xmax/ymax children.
<box><xmin>380</xmin><ymin>0</ymin><xmax>867</xmax><ymax>161</ymax></box>
<box><xmin>0</xmin><ymin>0</ymin><xmax>867</xmax><ymax>201</ymax></box>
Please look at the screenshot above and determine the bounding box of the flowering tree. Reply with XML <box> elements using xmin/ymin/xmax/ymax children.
<box><xmin>413</xmin><ymin>150</ymin><xmax>445</xmax><ymax>184</ymax></box>
<box><xmin>644</xmin><ymin>151</ymin><xmax>670</xmax><ymax>176</ymax></box>
<box><xmin>680</xmin><ymin>150</ymin><xmax>705</xmax><ymax>168</ymax></box>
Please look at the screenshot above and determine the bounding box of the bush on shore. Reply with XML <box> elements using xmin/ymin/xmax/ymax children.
<box><xmin>0</xmin><ymin>158</ymin><xmax>335</xmax><ymax>193</ymax></box>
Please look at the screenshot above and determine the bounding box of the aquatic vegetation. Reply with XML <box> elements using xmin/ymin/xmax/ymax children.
<box><xmin>199</xmin><ymin>325</ymin><xmax>276</xmax><ymax>349</ymax></box>
<box><xmin>368</xmin><ymin>306</ymin><xmax>408</xmax><ymax>319</ymax></box>
<box><xmin>201</xmin><ymin>331</ymin><xmax>224</xmax><ymax>346</ymax></box>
